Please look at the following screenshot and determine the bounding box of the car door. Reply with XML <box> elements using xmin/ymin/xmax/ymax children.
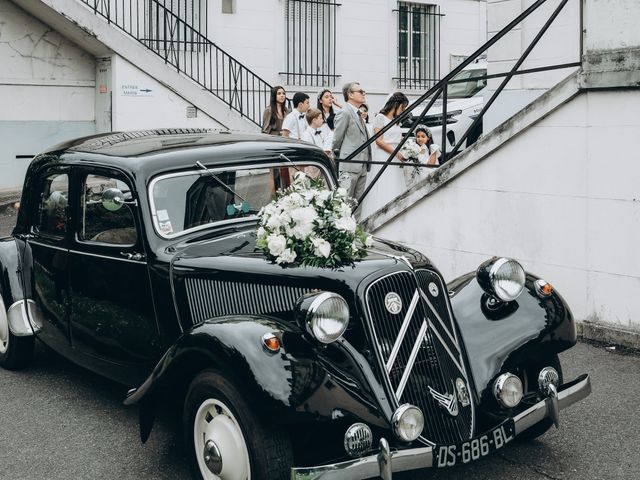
<box><xmin>26</xmin><ymin>168</ymin><xmax>72</xmax><ymax>352</ymax></box>
<box><xmin>67</xmin><ymin>167</ymin><xmax>162</xmax><ymax>385</ymax></box>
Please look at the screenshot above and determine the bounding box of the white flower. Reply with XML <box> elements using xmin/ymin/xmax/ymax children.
<box><xmin>315</xmin><ymin>190</ymin><xmax>331</xmax><ymax>203</ymax></box>
<box><xmin>335</xmin><ymin>215</ymin><xmax>357</xmax><ymax>233</ymax></box>
<box><xmin>267</xmin><ymin>234</ymin><xmax>287</xmax><ymax>257</ymax></box>
<box><xmin>290</xmin><ymin>206</ymin><xmax>318</xmax><ymax>239</ymax></box>
<box><xmin>256</xmin><ymin>227</ymin><xmax>266</xmax><ymax>238</ymax></box>
<box><xmin>281</xmin><ymin>192</ymin><xmax>305</xmax><ymax>209</ymax></box>
<box><xmin>365</xmin><ymin>235</ymin><xmax>373</xmax><ymax>247</ymax></box>
<box><xmin>312</xmin><ymin>237</ymin><xmax>331</xmax><ymax>258</ymax></box>
<box><xmin>336</xmin><ymin>187</ymin><xmax>348</xmax><ymax>198</ymax></box>
<box><xmin>276</xmin><ymin>248</ymin><xmax>297</xmax><ymax>264</ymax></box>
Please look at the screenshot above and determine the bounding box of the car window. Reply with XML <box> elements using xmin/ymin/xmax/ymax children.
<box><xmin>35</xmin><ymin>172</ymin><xmax>69</xmax><ymax>237</ymax></box>
<box><xmin>150</xmin><ymin>163</ymin><xmax>330</xmax><ymax>238</ymax></box>
<box><xmin>446</xmin><ymin>68</ymin><xmax>487</xmax><ymax>98</ymax></box>
<box><xmin>79</xmin><ymin>174</ymin><xmax>137</xmax><ymax>245</ymax></box>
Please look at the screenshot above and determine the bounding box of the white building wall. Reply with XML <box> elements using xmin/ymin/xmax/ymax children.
<box><xmin>484</xmin><ymin>0</ymin><xmax>581</xmax><ymax>132</ymax></box>
<box><xmin>111</xmin><ymin>55</ymin><xmax>224</xmax><ymax>131</ymax></box>
<box><xmin>208</xmin><ymin>0</ymin><xmax>487</xmax><ymax>111</ymax></box>
<box><xmin>0</xmin><ymin>0</ymin><xmax>95</xmax><ymax>189</ymax></box>
<box><xmin>376</xmin><ymin>89</ymin><xmax>640</xmax><ymax>332</ymax></box>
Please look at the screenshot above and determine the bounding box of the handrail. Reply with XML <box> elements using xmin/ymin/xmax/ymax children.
<box><xmin>79</xmin><ymin>0</ymin><xmax>273</xmax><ymax>127</ymax></box>
<box><xmin>343</xmin><ymin>0</ymin><xmax>582</xmax><ymax>211</ymax></box>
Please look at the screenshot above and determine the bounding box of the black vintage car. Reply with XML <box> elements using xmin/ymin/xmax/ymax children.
<box><xmin>0</xmin><ymin>129</ymin><xmax>590</xmax><ymax>479</ymax></box>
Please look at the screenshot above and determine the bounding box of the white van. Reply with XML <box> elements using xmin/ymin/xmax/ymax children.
<box><xmin>402</xmin><ymin>60</ymin><xmax>487</xmax><ymax>158</ymax></box>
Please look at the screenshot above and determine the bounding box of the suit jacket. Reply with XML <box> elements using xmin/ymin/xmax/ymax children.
<box><xmin>332</xmin><ymin>105</ymin><xmax>372</xmax><ymax>173</ymax></box>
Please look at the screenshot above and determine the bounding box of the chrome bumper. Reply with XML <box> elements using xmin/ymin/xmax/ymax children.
<box><xmin>291</xmin><ymin>374</ymin><xmax>591</xmax><ymax>480</ymax></box>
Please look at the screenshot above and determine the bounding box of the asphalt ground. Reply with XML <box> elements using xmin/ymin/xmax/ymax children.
<box><xmin>1</xmin><ymin>212</ymin><xmax>639</xmax><ymax>479</ymax></box>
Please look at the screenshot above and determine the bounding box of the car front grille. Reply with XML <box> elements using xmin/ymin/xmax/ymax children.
<box><xmin>365</xmin><ymin>269</ymin><xmax>474</xmax><ymax>445</ymax></box>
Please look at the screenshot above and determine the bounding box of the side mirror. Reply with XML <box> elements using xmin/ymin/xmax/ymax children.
<box><xmin>101</xmin><ymin>188</ymin><xmax>125</xmax><ymax>212</ymax></box>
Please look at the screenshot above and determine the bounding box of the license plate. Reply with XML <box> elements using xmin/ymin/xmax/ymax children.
<box><xmin>434</xmin><ymin>419</ymin><xmax>515</xmax><ymax>468</ymax></box>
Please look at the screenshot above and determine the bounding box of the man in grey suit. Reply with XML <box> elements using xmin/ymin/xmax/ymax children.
<box><xmin>332</xmin><ymin>82</ymin><xmax>372</xmax><ymax>216</ymax></box>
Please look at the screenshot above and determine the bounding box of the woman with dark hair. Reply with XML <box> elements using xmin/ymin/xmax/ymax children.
<box><xmin>360</xmin><ymin>92</ymin><xmax>409</xmax><ymax>217</ymax></box>
<box><xmin>317</xmin><ymin>88</ymin><xmax>341</xmax><ymax>131</ymax></box>
<box><xmin>261</xmin><ymin>86</ymin><xmax>290</xmax><ymax>136</ymax></box>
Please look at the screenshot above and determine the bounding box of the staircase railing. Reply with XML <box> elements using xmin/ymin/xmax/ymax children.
<box><xmin>342</xmin><ymin>0</ymin><xmax>583</xmax><ymax>211</ymax></box>
<box><xmin>80</xmin><ymin>0</ymin><xmax>272</xmax><ymax>127</ymax></box>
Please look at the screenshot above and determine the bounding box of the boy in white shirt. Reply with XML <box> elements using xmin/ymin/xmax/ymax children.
<box><xmin>301</xmin><ymin>108</ymin><xmax>333</xmax><ymax>157</ymax></box>
<box><xmin>282</xmin><ymin>92</ymin><xmax>310</xmax><ymax>139</ymax></box>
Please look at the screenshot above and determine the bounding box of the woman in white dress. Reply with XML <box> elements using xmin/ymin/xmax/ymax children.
<box><xmin>360</xmin><ymin>92</ymin><xmax>409</xmax><ymax>218</ymax></box>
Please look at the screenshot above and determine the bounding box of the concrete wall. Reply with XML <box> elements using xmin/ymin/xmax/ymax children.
<box><xmin>111</xmin><ymin>55</ymin><xmax>224</xmax><ymax>131</ymax></box>
<box><xmin>484</xmin><ymin>0</ymin><xmax>581</xmax><ymax>132</ymax></box>
<box><xmin>208</xmin><ymin>0</ymin><xmax>487</xmax><ymax>111</ymax></box>
<box><xmin>0</xmin><ymin>0</ymin><xmax>95</xmax><ymax>189</ymax></box>
<box><xmin>376</xmin><ymin>89</ymin><xmax>640</xmax><ymax>332</ymax></box>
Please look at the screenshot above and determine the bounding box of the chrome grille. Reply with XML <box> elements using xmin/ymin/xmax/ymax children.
<box><xmin>186</xmin><ymin>278</ymin><xmax>311</xmax><ymax>324</ymax></box>
<box><xmin>365</xmin><ymin>270</ymin><xmax>474</xmax><ymax>444</ymax></box>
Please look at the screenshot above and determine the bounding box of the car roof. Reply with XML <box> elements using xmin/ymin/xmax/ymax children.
<box><xmin>34</xmin><ymin>129</ymin><xmax>333</xmax><ymax>179</ymax></box>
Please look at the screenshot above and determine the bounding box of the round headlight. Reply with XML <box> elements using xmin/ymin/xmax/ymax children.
<box><xmin>304</xmin><ymin>292</ymin><xmax>349</xmax><ymax>344</ymax></box>
<box><xmin>493</xmin><ymin>373</ymin><xmax>523</xmax><ymax>408</ymax></box>
<box><xmin>344</xmin><ymin>423</ymin><xmax>373</xmax><ymax>458</ymax></box>
<box><xmin>392</xmin><ymin>404</ymin><xmax>424</xmax><ymax>442</ymax></box>
<box><xmin>477</xmin><ymin>257</ymin><xmax>526</xmax><ymax>302</ymax></box>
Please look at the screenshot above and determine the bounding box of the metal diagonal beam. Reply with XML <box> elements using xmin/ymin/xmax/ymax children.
<box><xmin>448</xmin><ymin>0</ymin><xmax>570</xmax><ymax>159</ymax></box>
<box><xmin>342</xmin><ymin>0</ymin><xmax>550</xmax><ymax>166</ymax></box>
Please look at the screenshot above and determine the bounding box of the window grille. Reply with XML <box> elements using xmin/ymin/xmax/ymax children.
<box><xmin>145</xmin><ymin>0</ymin><xmax>208</xmax><ymax>51</ymax></box>
<box><xmin>396</xmin><ymin>2</ymin><xmax>441</xmax><ymax>89</ymax></box>
<box><xmin>283</xmin><ymin>0</ymin><xmax>340</xmax><ymax>87</ymax></box>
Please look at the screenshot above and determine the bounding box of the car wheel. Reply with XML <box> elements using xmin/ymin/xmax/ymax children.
<box><xmin>517</xmin><ymin>354</ymin><xmax>563</xmax><ymax>442</ymax></box>
<box><xmin>0</xmin><ymin>294</ymin><xmax>35</xmax><ymax>370</ymax></box>
<box><xmin>184</xmin><ymin>369</ymin><xmax>293</xmax><ymax>480</ymax></box>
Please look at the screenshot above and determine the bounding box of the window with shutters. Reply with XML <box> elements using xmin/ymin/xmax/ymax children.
<box><xmin>282</xmin><ymin>0</ymin><xmax>340</xmax><ymax>87</ymax></box>
<box><xmin>396</xmin><ymin>2</ymin><xmax>441</xmax><ymax>89</ymax></box>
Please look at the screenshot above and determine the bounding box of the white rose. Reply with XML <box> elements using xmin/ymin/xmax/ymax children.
<box><xmin>312</xmin><ymin>238</ymin><xmax>331</xmax><ymax>258</ymax></box>
<box><xmin>256</xmin><ymin>227</ymin><xmax>266</xmax><ymax>238</ymax></box>
<box><xmin>276</xmin><ymin>248</ymin><xmax>297</xmax><ymax>264</ymax></box>
<box><xmin>267</xmin><ymin>234</ymin><xmax>287</xmax><ymax>257</ymax></box>
<box><xmin>336</xmin><ymin>187</ymin><xmax>348</xmax><ymax>198</ymax></box>
<box><xmin>290</xmin><ymin>206</ymin><xmax>318</xmax><ymax>239</ymax></box>
<box><xmin>335</xmin><ymin>215</ymin><xmax>357</xmax><ymax>233</ymax></box>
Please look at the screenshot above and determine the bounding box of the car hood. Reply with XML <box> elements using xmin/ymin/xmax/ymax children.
<box><xmin>419</xmin><ymin>96</ymin><xmax>483</xmax><ymax>116</ymax></box>
<box><xmin>170</xmin><ymin>227</ymin><xmax>433</xmax><ymax>292</ymax></box>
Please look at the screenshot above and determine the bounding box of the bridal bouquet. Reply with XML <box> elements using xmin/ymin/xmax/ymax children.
<box><xmin>256</xmin><ymin>172</ymin><xmax>372</xmax><ymax>268</ymax></box>
<box><xmin>399</xmin><ymin>139</ymin><xmax>423</xmax><ymax>180</ymax></box>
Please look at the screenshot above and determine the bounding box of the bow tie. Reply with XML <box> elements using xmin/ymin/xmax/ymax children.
<box><xmin>314</xmin><ymin>130</ymin><xmax>322</xmax><ymax>135</ymax></box>
<box><xmin>299</xmin><ymin>114</ymin><xmax>305</xmax><ymax>119</ymax></box>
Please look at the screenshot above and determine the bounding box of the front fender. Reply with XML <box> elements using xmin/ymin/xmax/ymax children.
<box><xmin>125</xmin><ymin>315</ymin><xmax>389</xmax><ymax>442</ymax></box>
<box><xmin>449</xmin><ymin>271</ymin><xmax>576</xmax><ymax>400</ymax></box>
<box><xmin>0</xmin><ymin>237</ymin><xmax>38</xmax><ymax>336</ymax></box>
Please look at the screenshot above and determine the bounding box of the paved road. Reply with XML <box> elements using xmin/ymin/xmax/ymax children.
<box><xmin>1</xmin><ymin>215</ymin><xmax>639</xmax><ymax>479</ymax></box>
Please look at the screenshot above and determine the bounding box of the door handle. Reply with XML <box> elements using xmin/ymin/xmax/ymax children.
<box><xmin>120</xmin><ymin>251</ymin><xmax>145</xmax><ymax>261</ymax></box>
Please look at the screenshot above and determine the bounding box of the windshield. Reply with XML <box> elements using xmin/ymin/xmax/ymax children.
<box><xmin>446</xmin><ymin>68</ymin><xmax>487</xmax><ymax>99</ymax></box>
<box><xmin>149</xmin><ymin>162</ymin><xmax>331</xmax><ymax>238</ymax></box>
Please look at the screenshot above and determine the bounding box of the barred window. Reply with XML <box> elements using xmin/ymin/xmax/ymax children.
<box><xmin>396</xmin><ymin>2</ymin><xmax>441</xmax><ymax>89</ymax></box>
<box><xmin>283</xmin><ymin>0</ymin><xmax>340</xmax><ymax>87</ymax></box>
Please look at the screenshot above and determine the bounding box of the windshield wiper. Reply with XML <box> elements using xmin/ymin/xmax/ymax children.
<box><xmin>195</xmin><ymin>161</ymin><xmax>250</xmax><ymax>216</ymax></box>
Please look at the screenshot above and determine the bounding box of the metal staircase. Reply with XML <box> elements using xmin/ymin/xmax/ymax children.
<box><xmin>80</xmin><ymin>0</ymin><xmax>273</xmax><ymax>128</ymax></box>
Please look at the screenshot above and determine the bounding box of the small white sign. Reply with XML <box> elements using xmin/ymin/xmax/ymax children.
<box><xmin>121</xmin><ymin>84</ymin><xmax>154</xmax><ymax>97</ymax></box>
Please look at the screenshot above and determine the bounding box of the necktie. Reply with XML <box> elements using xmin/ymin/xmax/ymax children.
<box><xmin>314</xmin><ymin>130</ymin><xmax>321</xmax><ymax>135</ymax></box>
<box><xmin>299</xmin><ymin>114</ymin><xmax>305</xmax><ymax>120</ymax></box>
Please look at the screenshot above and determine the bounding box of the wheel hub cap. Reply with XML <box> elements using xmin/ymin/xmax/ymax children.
<box><xmin>203</xmin><ymin>439</ymin><xmax>223</xmax><ymax>475</ymax></box>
